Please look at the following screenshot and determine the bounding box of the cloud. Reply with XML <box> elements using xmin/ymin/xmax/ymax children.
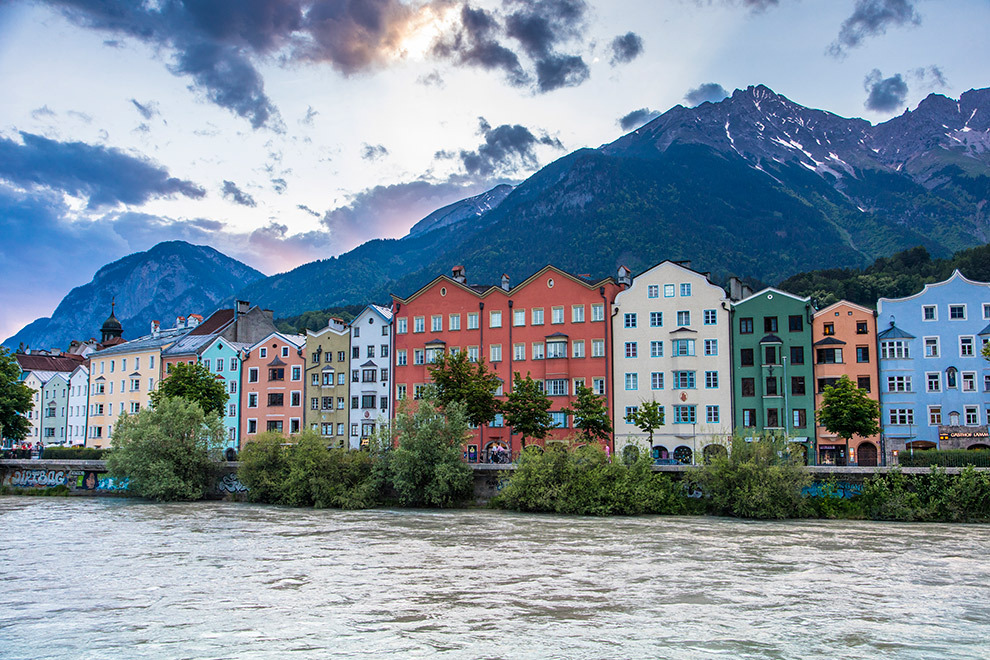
<box><xmin>432</xmin><ymin>5</ymin><xmax>529</xmax><ymax>87</ymax></box>
<box><xmin>130</xmin><ymin>99</ymin><xmax>160</xmax><ymax>120</ymax></box>
<box><xmin>456</xmin><ymin>117</ymin><xmax>564</xmax><ymax>177</ymax></box>
<box><xmin>271</xmin><ymin>177</ymin><xmax>288</xmax><ymax>194</ymax></box>
<box><xmin>911</xmin><ymin>65</ymin><xmax>947</xmax><ymax>89</ymax></box>
<box><xmin>31</xmin><ymin>105</ymin><xmax>56</xmax><ymax>119</ymax></box>
<box><xmin>684</xmin><ymin>82</ymin><xmax>730</xmax><ymax>106</ymax></box>
<box><xmin>0</xmin><ymin>132</ymin><xmax>204</xmax><ymax>208</ymax></box>
<box><xmin>361</xmin><ymin>144</ymin><xmax>390</xmax><ymax>161</ymax></box>
<box><xmin>300</xmin><ymin>105</ymin><xmax>319</xmax><ymax>125</ymax></box>
<box><xmin>863</xmin><ymin>69</ymin><xmax>908</xmax><ymax>112</ymax></box>
<box><xmin>829</xmin><ymin>0</ymin><xmax>920</xmax><ymax>56</ymax></box>
<box><xmin>618</xmin><ymin>107</ymin><xmax>661</xmax><ymax>131</ymax></box>
<box><xmin>221</xmin><ymin>180</ymin><xmax>257</xmax><ymax>207</ymax></box>
<box><xmin>609</xmin><ymin>32</ymin><xmax>643</xmax><ymax>66</ymax></box>
<box><xmin>297</xmin><ymin>203</ymin><xmax>321</xmax><ymax>217</ymax></box>
<box><xmin>417</xmin><ymin>70</ymin><xmax>445</xmax><ymax>87</ymax></box>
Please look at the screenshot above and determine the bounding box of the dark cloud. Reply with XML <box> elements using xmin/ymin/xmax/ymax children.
<box><xmin>0</xmin><ymin>132</ymin><xmax>204</xmax><ymax>208</ymax></box>
<box><xmin>829</xmin><ymin>0</ymin><xmax>920</xmax><ymax>56</ymax></box>
<box><xmin>609</xmin><ymin>32</ymin><xmax>643</xmax><ymax>66</ymax></box>
<box><xmin>361</xmin><ymin>144</ymin><xmax>389</xmax><ymax>161</ymax></box>
<box><xmin>31</xmin><ymin>105</ymin><xmax>56</xmax><ymax>120</ymax></box>
<box><xmin>458</xmin><ymin>117</ymin><xmax>564</xmax><ymax>177</ymax></box>
<box><xmin>432</xmin><ymin>5</ymin><xmax>528</xmax><ymax>87</ymax></box>
<box><xmin>221</xmin><ymin>180</ymin><xmax>257</xmax><ymax>207</ymax></box>
<box><xmin>271</xmin><ymin>177</ymin><xmax>287</xmax><ymax>194</ymax></box>
<box><xmin>911</xmin><ymin>65</ymin><xmax>947</xmax><ymax>89</ymax></box>
<box><xmin>618</xmin><ymin>108</ymin><xmax>661</xmax><ymax>131</ymax></box>
<box><xmin>863</xmin><ymin>69</ymin><xmax>908</xmax><ymax>112</ymax></box>
<box><xmin>297</xmin><ymin>203</ymin><xmax>321</xmax><ymax>217</ymax></box>
<box><xmin>130</xmin><ymin>99</ymin><xmax>159</xmax><ymax>120</ymax></box>
<box><xmin>684</xmin><ymin>82</ymin><xmax>730</xmax><ymax>106</ymax></box>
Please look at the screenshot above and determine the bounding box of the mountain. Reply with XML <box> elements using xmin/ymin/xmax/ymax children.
<box><xmin>4</xmin><ymin>241</ymin><xmax>265</xmax><ymax>351</ymax></box>
<box><xmin>236</xmin><ymin>84</ymin><xmax>990</xmax><ymax>317</ymax></box>
<box><xmin>405</xmin><ymin>184</ymin><xmax>513</xmax><ymax>238</ymax></box>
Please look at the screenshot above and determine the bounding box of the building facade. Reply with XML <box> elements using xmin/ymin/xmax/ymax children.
<box><xmin>731</xmin><ymin>288</ymin><xmax>816</xmax><ymax>462</ymax></box>
<box><xmin>348</xmin><ymin>305</ymin><xmax>393</xmax><ymax>449</ymax></box>
<box><xmin>67</xmin><ymin>364</ymin><xmax>90</xmax><ymax>446</ymax></box>
<box><xmin>304</xmin><ymin>318</ymin><xmax>351</xmax><ymax>448</ymax></box>
<box><xmin>201</xmin><ymin>336</ymin><xmax>250</xmax><ymax>453</ymax></box>
<box><xmin>611</xmin><ymin>261</ymin><xmax>733</xmax><ymax>464</ymax></box>
<box><xmin>812</xmin><ymin>301</ymin><xmax>881</xmax><ymax>465</ymax></box>
<box><xmin>877</xmin><ymin>270</ymin><xmax>990</xmax><ymax>459</ymax></box>
<box><xmin>240</xmin><ymin>332</ymin><xmax>305</xmax><ymax>445</ymax></box>
<box><xmin>393</xmin><ymin>265</ymin><xmax>624</xmax><ymax>460</ymax></box>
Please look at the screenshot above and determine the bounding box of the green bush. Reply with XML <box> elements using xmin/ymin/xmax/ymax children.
<box><xmin>41</xmin><ymin>447</ymin><xmax>110</xmax><ymax>460</ymax></box>
<box><xmin>898</xmin><ymin>449</ymin><xmax>990</xmax><ymax>468</ymax></box>
<box><xmin>859</xmin><ymin>466</ymin><xmax>990</xmax><ymax>522</ymax></box>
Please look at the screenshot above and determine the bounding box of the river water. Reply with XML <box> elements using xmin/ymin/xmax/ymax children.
<box><xmin>1</xmin><ymin>498</ymin><xmax>989</xmax><ymax>660</ymax></box>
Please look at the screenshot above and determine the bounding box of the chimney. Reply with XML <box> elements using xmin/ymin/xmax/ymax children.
<box><xmin>329</xmin><ymin>317</ymin><xmax>345</xmax><ymax>332</ymax></box>
<box><xmin>451</xmin><ymin>265</ymin><xmax>466</xmax><ymax>284</ymax></box>
<box><xmin>616</xmin><ymin>265</ymin><xmax>632</xmax><ymax>287</ymax></box>
<box><xmin>674</xmin><ymin>259</ymin><xmax>692</xmax><ymax>270</ymax></box>
<box><xmin>187</xmin><ymin>314</ymin><xmax>202</xmax><ymax>329</ymax></box>
<box><xmin>176</xmin><ymin>316</ymin><xmax>186</xmax><ymax>329</ymax></box>
<box><xmin>264</xmin><ymin>309</ymin><xmax>274</xmax><ymax>322</ymax></box>
<box><xmin>501</xmin><ymin>273</ymin><xmax>510</xmax><ymax>291</ymax></box>
<box><xmin>236</xmin><ymin>300</ymin><xmax>250</xmax><ymax>316</ymax></box>
<box><xmin>742</xmin><ymin>283</ymin><xmax>753</xmax><ymax>298</ymax></box>
<box><xmin>151</xmin><ymin>320</ymin><xmax>160</xmax><ymax>338</ymax></box>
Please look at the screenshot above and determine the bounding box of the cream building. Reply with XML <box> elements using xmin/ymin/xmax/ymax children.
<box><xmin>304</xmin><ymin>318</ymin><xmax>351</xmax><ymax>447</ymax></box>
<box><xmin>612</xmin><ymin>261</ymin><xmax>733</xmax><ymax>464</ymax></box>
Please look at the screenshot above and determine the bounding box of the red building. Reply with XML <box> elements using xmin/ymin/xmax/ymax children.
<box><xmin>240</xmin><ymin>331</ymin><xmax>306</xmax><ymax>446</ymax></box>
<box><xmin>392</xmin><ymin>265</ymin><xmax>627</xmax><ymax>461</ymax></box>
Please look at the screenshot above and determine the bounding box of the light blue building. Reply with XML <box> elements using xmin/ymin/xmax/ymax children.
<box><xmin>877</xmin><ymin>270</ymin><xmax>990</xmax><ymax>460</ymax></box>
<box><xmin>201</xmin><ymin>336</ymin><xmax>250</xmax><ymax>456</ymax></box>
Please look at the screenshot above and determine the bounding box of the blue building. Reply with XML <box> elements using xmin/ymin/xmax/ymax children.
<box><xmin>877</xmin><ymin>270</ymin><xmax>990</xmax><ymax>460</ymax></box>
<box><xmin>201</xmin><ymin>336</ymin><xmax>251</xmax><ymax>455</ymax></box>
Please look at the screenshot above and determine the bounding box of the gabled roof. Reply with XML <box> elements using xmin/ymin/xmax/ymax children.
<box><xmin>545</xmin><ymin>332</ymin><xmax>568</xmax><ymax>339</ymax></box>
<box><xmin>360</xmin><ymin>360</ymin><xmax>378</xmax><ymax>367</ymax></box>
<box><xmin>188</xmin><ymin>309</ymin><xmax>235</xmax><ymax>336</ymax></box>
<box><xmin>877</xmin><ymin>324</ymin><xmax>915</xmax><ymax>340</ymax></box>
<box><xmin>90</xmin><ymin>325</ymin><xmax>191</xmax><ymax>358</ymax></box>
<box><xmin>16</xmin><ymin>353</ymin><xmax>84</xmax><ymax>373</ymax></box>
<box><xmin>732</xmin><ymin>287</ymin><xmax>812</xmax><ymax>307</ymax></box>
<box><xmin>813</xmin><ymin>300</ymin><xmax>875</xmax><ymax>317</ymax></box>
<box><xmin>247</xmin><ymin>331</ymin><xmax>305</xmax><ymax>351</ymax></box>
<box><xmin>978</xmin><ymin>323</ymin><xmax>990</xmax><ymax>336</ymax></box>
<box><xmin>670</xmin><ymin>326</ymin><xmax>697</xmax><ymax>334</ymax></box>
<box><xmin>202</xmin><ymin>336</ymin><xmax>252</xmax><ymax>355</ymax></box>
<box><xmin>267</xmin><ymin>356</ymin><xmax>287</xmax><ymax>367</ymax></box>
<box><xmin>759</xmin><ymin>333</ymin><xmax>783</xmax><ymax>344</ymax></box>
<box><xmin>878</xmin><ymin>269</ymin><xmax>990</xmax><ymax>305</ymax></box>
<box><xmin>813</xmin><ymin>337</ymin><xmax>846</xmax><ymax>346</ymax></box>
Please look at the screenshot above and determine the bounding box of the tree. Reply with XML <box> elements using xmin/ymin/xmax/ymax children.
<box><xmin>817</xmin><ymin>375</ymin><xmax>880</xmax><ymax>444</ymax></box>
<box><xmin>150</xmin><ymin>361</ymin><xmax>227</xmax><ymax>417</ymax></box>
<box><xmin>428</xmin><ymin>350</ymin><xmax>501</xmax><ymax>427</ymax></box>
<box><xmin>501</xmin><ymin>372</ymin><xmax>554</xmax><ymax>448</ymax></box>
<box><xmin>389</xmin><ymin>396</ymin><xmax>473</xmax><ymax>507</ymax></box>
<box><xmin>983</xmin><ymin>341</ymin><xmax>990</xmax><ymax>363</ymax></box>
<box><xmin>0</xmin><ymin>347</ymin><xmax>33</xmax><ymax>443</ymax></box>
<box><xmin>107</xmin><ymin>397</ymin><xmax>226</xmax><ymax>501</ymax></box>
<box><xmin>563</xmin><ymin>385</ymin><xmax>612</xmax><ymax>445</ymax></box>
<box><xmin>629</xmin><ymin>400</ymin><xmax>665</xmax><ymax>445</ymax></box>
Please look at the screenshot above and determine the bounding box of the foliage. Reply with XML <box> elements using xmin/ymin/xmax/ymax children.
<box><xmin>494</xmin><ymin>443</ymin><xmax>691</xmax><ymax>516</ymax></box>
<box><xmin>562</xmin><ymin>385</ymin><xmax>612</xmax><ymax>445</ymax></box>
<box><xmin>150</xmin><ymin>361</ymin><xmax>228</xmax><ymax>418</ymax></box>
<box><xmin>629</xmin><ymin>400</ymin><xmax>665</xmax><ymax>444</ymax></box>
<box><xmin>0</xmin><ymin>347</ymin><xmax>33</xmax><ymax>442</ymax></box>
<box><xmin>106</xmin><ymin>397</ymin><xmax>226</xmax><ymax>501</ymax></box>
<box><xmin>695</xmin><ymin>435</ymin><xmax>811</xmax><ymax>519</ymax></box>
<box><xmin>428</xmin><ymin>350</ymin><xmax>501</xmax><ymax>428</ymax></box>
<box><xmin>237</xmin><ymin>432</ymin><xmax>292</xmax><ymax>504</ymax></box>
<box><xmin>817</xmin><ymin>375</ymin><xmax>880</xmax><ymax>441</ymax></box>
<box><xmin>275</xmin><ymin>304</ymin><xmax>365</xmax><ymax>334</ymax></box>
<box><xmin>42</xmin><ymin>447</ymin><xmax>110</xmax><ymax>460</ymax></box>
<box><xmin>389</xmin><ymin>397</ymin><xmax>474</xmax><ymax>507</ymax></box>
<box><xmin>897</xmin><ymin>449</ymin><xmax>990</xmax><ymax>468</ymax></box>
<box><xmin>501</xmin><ymin>372</ymin><xmax>554</xmax><ymax>448</ymax></box>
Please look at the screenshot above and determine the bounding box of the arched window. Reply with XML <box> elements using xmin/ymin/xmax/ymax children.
<box><xmin>946</xmin><ymin>367</ymin><xmax>958</xmax><ymax>389</ymax></box>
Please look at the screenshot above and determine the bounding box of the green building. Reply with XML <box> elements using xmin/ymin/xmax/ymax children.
<box><xmin>731</xmin><ymin>288</ymin><xmax>816</xmax><ymax>462</ymax></box>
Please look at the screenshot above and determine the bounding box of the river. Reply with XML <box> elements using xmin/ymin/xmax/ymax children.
<box><xmin>1</xmin><ymin>498</ymin><xmax>988</xmax><ymax>659</ymax></box>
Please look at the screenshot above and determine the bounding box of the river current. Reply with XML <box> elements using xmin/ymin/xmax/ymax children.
<box><xmin>1</xmin><ymin>498</ymin><xmax>988</xmax><ymax>659</ymax></box>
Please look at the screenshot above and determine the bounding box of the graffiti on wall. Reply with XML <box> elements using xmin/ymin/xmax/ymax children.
<box><xmin>75</xmin><ymin>471</ymin><xmax>129</xmax><ymax>492</ymax></box>
<box><xmin>216</xmin><ymin>473</ymin><xmax>248</xmax><ymax>493</ymax></box>
<box><xmin>2</xmin><ymin>469</ymin><xmax>67</xmax><ymax>488</ymax></box>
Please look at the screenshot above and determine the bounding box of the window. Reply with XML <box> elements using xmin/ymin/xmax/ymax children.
<box><xmin>531</xmin><ymin>308</ymin><xmax>544</xmax><ymax>325</ymax></box>
<box><xmin>963</xmin><ymin>372</ymin><xmax>976</xmax><ymax>392</ymax></box>
<box><xmin>337</xmin><ymin>373</ymin><xmax>346</xmax><ymax>385</ymax></box>
<box><xmin>381</xmin><ymin>344</ymin><xmax>389</xmax><ymax>358</ymax></box>
<box><xmin>513</xmin><ymin>309</ymin><xmax>526</xmax><ymax>327</ymax></box>
<box><xmin>949</xmin><ymin>304</ymin><xmax>966</xmax><ymax>320</ymax></box>
<box><xmin>881</xmin><ymin>340</ymin><xmax>910</xmax><ymax>359</ymax></box>
<box><xmin>546</xmin><ymin>341</ymin><xmax>566</xmax><ymax>359</ymax></box>
<box><xmin>268</xmin><ymin>393</ymin><xmax>284</xmax><ymax>407</ymax></box>
<box><xmin>282</xmin><ymin>346</ymin><xmax>290</xmax><ymax>358</ymax></box>
<box><xmin>676</xmin><ymin>311</ymin><xmax>690</xmax><ymax>326</ymax></box>
<box><xmin>888</xmin><ymin>376</ymin><xmax>912</xmax><ymax>392</ymax></box>
<box><xmin>793</xmin><ymin>409</ymin><xmax>807</xmax><ymax>428</ymax></box>
<box><xmin>672</xmin><ymin>339</ymin><xmax>695</xmax><ymax>356</ymax></box>
<box><xmin>352</xmin><ymin>347</ymin><xmax>360</xmax><ymax>359</ymax></box>
<box><xmin>247</xmin><ymin>419</ymin><xmax>257</xmax><ymax>434</ymax></box>
<box><xmin>571</xmin><ymin>340</ymin><xmax>585</xmax><ymax>358</ymax></box>
<box><xmin>673</xmin><ymin>371</ymin><xmax>695</xmax><ymax>389</ymax></box>
<box><xmin>764</xmin><ymin>346</ymin><xmax>778</xmax><ymax>365</ymax></box>
<box><xmin>650</xmin><ymin>341</ymin><xmax>663</xmax><ymax>358</ymax></box>
<box><xmin>705</xmin><ymin>371</ymin><xmax>718</xmax><ymax>388</ymax></box>
<box><xmin>788</xmin><ymin>315</ymin><xmax>804</xmax><ymax>332</ymax></box>
<box><xmin>290</xmin><ymin>392</ymin><xmax>301</xmax><ymax>407</ymax></box>
<box><xmin>431</xmin><ymin>315</ymin><xmax>442</xmax><ymax>332</ymax></box>
<box><xmin>129</xmin><ymin>402</ymin><xmax>141</xmax><ymax>414</ymax></box>
<box><xmin>961</xmin><ymin>336</ymin><xmax>975</xmax><ymax>357</ymax></box>
<box><xmin>413</xmin><ymin>317</ymin><xmax>425</xmax><ymax>333</ymax></box>
<box><xmin>591</xmin><ymin>304</ymin><xmax>605</xmax><ymax>322</ymax></box>
<box><xmin>854</xmin><ymin>346</ymin><xmax>870</xmax><ymax>363</ymax></box>
<box><xmin>647</xmin><ymin>285</ymin><xmax>659</xmax><ymax>298</ymax></box>
<box><xmin>924</xmin><ymin>337</ymin><xmax>939</xmax><ymax>358</ymax></box>
<box><xmin>396</xmin><ymin>318</ymin><xmax>408</xmax><ymax>334</ymax></box>
<box><xmin>362</xmin><ymin>368</ymin><xmax>377</xmax><ymax>382</ymax></box>
<box><xmin>664</xmin><ymin>284</ymin><xmax>675</xmax><ymax>297</ymax></box>
<box><xmin>704</xmin><ymin>405</ymin><xmax>719</xmax><ymax>424</ymax></box>
<box><xmin>624</xmin><ymin>313</ymin><xmax>637</xmax><ymax>328</ymax></box>
<box><xmin>816</xmin><ymin>348</ymin><xmax>843</xmax><ymax>364</ymax></box>
<box><xmin>650</xmin><ymin>311</ymin><xmax>663</xmax><ymax>327</ymax></box>
<box><xmin>624</xmin><ymin>342</ymin><xmax>638</xmax><ymax>358</ymax></box>
<box><xmin>413</xmin><ymin>349</ymin><xmax>424</xmax><ymax>365</ymax></box>
<box><xmin>571</xmin><ymin>305</ymin><xmax>585</xmax><ymax>323</ymax></box>
<box><xmin>927</xmin><ymin>372</ymin><xmax>941</xmax><ymax>392</ymax></box>
<box><xmin>923</xmin><ymin>305</ymin><xmax>937</xmax><ymax>321</ymax></box>
<box><xmin>742</xmin><ymin>409</ymin><xmax>756</xmax><ymax>427</ymax></box>
<box><xmin>984</xmin><ymin>303</ymin><xmax>990</xmax><ymax>320</ymax></box>
<box><xmin>764</xmin><ymin>317</ymin><xmax>778</xmax><ymax>333</ymax></box>
<box><xmin>514</xmin><ymin>343</ymin><xmax>526</xmax><ymax>361</ymax></box>
<box><xmin>739</xmin><ymin>317</ymin><xmax>753</xmax><ymax>334</ymax></box>
<box><xmin>361</xmin><ymin>395</ymin><xmax>376</xmax><ymax>409</ymax></box>
<box><xmin>817</xmin><ymin>377</ymin><xmax>839</xmax><ymax>394</ymax></box>
<box><xmin>228</xmin><ymin>403</ymin><xmax>236</xmax><ymax>417</ymax></box>
<box><xmin>740</xmin><ymin>348</ymin><xmax>754</xmax><ymax>366</ymax></box>
<box><xmin>765</xmin><ymin>376</ymin><xmax>778</xmax><ymax>396</ymax></box>
<box><xmin>468</xmin><ymin>346</ymin><xmax>479</xmax><ymax>362</ymax></box>
<box><xmin>624</xmin><ymin>373</ymin><xmax>638</xmax><ymax>390</ymax></box>
<box><xmin>551</xmin><ymin>307</ymin><xmax>564</xmax><ymax>324</ymax></box>
<box><xmin>674</xmin><ymin>405</ymin><xmax>696</xmax><ymax>424</ymax></box>
<box><xmin>624</xmin><ymin>406</ymin><xmax>638</xmax><ymax>423</ymax></box>
<box><xmin>792</xmin><ymin>376</ymin><xmax>806</xmax><ymax>395</ymax></box>
<box><xmin>786</xmin><ymin>346</ymin><xmax>802</xmax><ymax>365</ymax></box>
<box><xmin>546</xmin><ymin>379</ymin><xmax>568</xmax><ymax>396</ymax></box>
<box><xmin>929</xmin><ymin>406</ymin><xmax>942</xmax><ymax>425</ymax></box>
<box><xmin>889</xmin><ymin>409</ymin><xmax>914</xmax><ymax>425</ymax></box>
<box><xmin>353</xmin><ymin>327</ymin><xmax>361</xmax><ymax>339</ymax></box>
<box><xmin>247</xmin><ymin>393</ymin><xmax>258</xmax><ymax>408</ymax></box>
<box><xmin>381</xmin><ymin>368</ymin><xmax>389</xmax><ymax>382</ymax></box>
<box><xmin>395</xmin><ymin>384</ymin><xmax>407</xmax><ymax>400</ymax></box>
<box><xmin>338</xmin><ymin>351</ymin><xmax>346</xmax><ymax>363</ymax></box>
<box><xmin>490</xmin><ymin>344</ymin><xmax>502</xmax><ymax>362</ymax></box>
<box><xmin>351</xmin><ymin>395</ymin><xmax>359</xmax><ymax>409</ymax></box>
<box><xmin>592</xmin><ymin>339</ymin><xmax>605</xmax><ymax>358</ymax></box>
<box><xmin>592</xmin><ymin>378</ymin><xmax>605</xmax><ymax>395</ymax></box>
<box><xmin>823</xmin><ymin>323</ymin><xmax>835</xmax><ymax>336</ymax></box>
<box><xmin>766</xmin><ymin>408</ymin><xmax>780</xmax><ymax>428</ymax></box>
<box><xmin>947</xmin><ymin>367</ymin><xmax>958</xmax><ymax>389</ymax></box>
<box><xmin>268</xmin><ymin>367</ymin><xmax>284</xmax><ymax>382</ymax></box>
<box><xmin>490</xmin><ymin>310</ymin><xmax>502</xmax><ymax>328</ymax></box>
<box><xmin>651</xmin><ymin>372</ymin><xmax>664</xmax><ymax>390</ymax></box>
<box><xmin>856</xmin><ymin>321</ymin><xmax>869</xmax><ymax>334</ymax></box>
<box><xmin>447</xmin><ymin>314</ymin><xmax>461</xmax><ymax>331</ymax></box>
<box><xmin>704</xmin><ymin>339</ymin><xmax>718</xmax><ymax>356</ymax></box>
<box><xmin>291</xmin><ymin>366</ymin><xmax>301</xmax><ymax>381</ymax></box>
<box><xmin>467</xmin><ymin>313</ymin><xmax>479</xmax><ymax>330</ymax></box>
<box><xmin>351</xmin><ymin>424</ymin><xmax>358</xmax><ymax>436</ymax></box>
<box><xmin>680</xmin><ymin>283</ymin><xmax>692</xmax><ymax>297</ymax></box>
<box><xmin>741</xmin><ymin>378</ymin><xmax>755</xmax><ymax>396</ymax></box>
<box><xmin>703</xmin><ymin>309</ymin><xmax>717</xmax><ymax>325</ymax></box>
<box><xmin>531</xmin><ymin>343</ymin><xmax>544</xmax><ymax>360</ymax></box>
<box><xmin>130</xmin><ymin>379</ymin><xmax>140</xmax><ymax>391</ymax></box>
<box><xmin>396</xmin><ymin>350</ymin><xmax>407</xmax><ymax>366</ymax></box>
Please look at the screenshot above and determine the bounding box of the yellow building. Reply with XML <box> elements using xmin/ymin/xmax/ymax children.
<box><xmin>304</xmin><ymin>318</ymin><xmax>351</xmax><ymax>447</ymax></box>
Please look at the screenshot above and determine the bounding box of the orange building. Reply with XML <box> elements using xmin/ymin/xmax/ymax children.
<box><xmin>240</xmin><ymin>332</ymin><xmax>305</xmax><ymax>445</ymax></box>
<box><xmin>812</xmin><ymin>301</ymin><xmax>881</xmax><ymax>466</ymax></box>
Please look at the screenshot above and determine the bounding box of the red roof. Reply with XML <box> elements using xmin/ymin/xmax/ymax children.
<box><xmin>16</xmin><ymin>353</ymin><xmax>84</xmax><ymax>373</ymax></box>
<box><xmin>188</xmin><ymin>309</ymin><xmax>235</xmax><ymax>335</ymax></box>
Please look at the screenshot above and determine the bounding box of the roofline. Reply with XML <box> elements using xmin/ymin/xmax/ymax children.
<box><xmin>732</xmin><ymin>286</ymin><xmax>812</xmax><ymax>306</ymax></box>
<box><xmin>813</xmin><ymin>300</ymin><xmax>875</xmax><ymax>317</ymax></box>
<box><xmin>247</xmin><ymin>331</ymin><xmax>305</xmax><ymax>351</ymax></box>
<box><xmin>307</xmin><ymin>324</ymin><xmax>350</xmax><ymax>338</ymax></box>
<box><xmin>614</xmin><ymin>259</ymin><xmax>727</xmax><ymax>306</ymax></box>
<box><xmin>878</xmin><ymin>269</ymin><xmax>990</xmax><ymax>305</ymax></box>
<box><xmin>349</xmin><ymin>304</ymin><xmax>393</xmax><ymax>326</ymax></box>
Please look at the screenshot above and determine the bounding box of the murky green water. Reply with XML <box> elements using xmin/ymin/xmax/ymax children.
<box><xmin>1</xmin><ymin>498</ymin><xmax>988</xmax><ymax>659</ymax></box>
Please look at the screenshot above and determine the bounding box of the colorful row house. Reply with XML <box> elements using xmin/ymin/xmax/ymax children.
<box><xmin>240</xmin><ymin>332</ymin><xmax>306</xmax><ymax>440</ymax></box>
<box><xmin>348</xmin><ymin>305</ymin><xmax>393</xmax><ymax>448</ymax></box>
<box><xmin>305</xmin><ymin>318</ymin><xmax>351</xmax><ymax>448</ymax></box>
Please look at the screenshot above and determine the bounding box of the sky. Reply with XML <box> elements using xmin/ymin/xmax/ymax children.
<box><xmin>1</xmin><ymin>0</ymin><xmax>989</xmax><ymax>341</ymax></box>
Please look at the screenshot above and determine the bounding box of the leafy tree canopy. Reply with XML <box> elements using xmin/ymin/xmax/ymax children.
<box><xmin>629</xmin><ymin>400</ymin><xmax>665</xmax><ymax>444</ymax></box>
<box><xmin>0</xmin><ymin>347</ymin><xmax>33</xmax><ymax>442</ymax></box>
<box><xmin>501</xmin><ymin>372</ymin><xmax>554</xmax><ymax>447</ymax></box>
<box><xmin>817</xmin><ymin>375</ymin><xmax>880</xmax><ymax>441</ymax></box>
<box><xmin>151</xmin><ymin>361</ymin><xmax>227</xmax><ymax>417</ymax></box>
<box><xmin>428</xmin><ymin>350</ymin><xmax>502</xmax><ymax>427</ymax></box>
<box><xmin>563</xmin><ymin>385</ymin><xmax>612</xmax><ymax>444</ymax></box>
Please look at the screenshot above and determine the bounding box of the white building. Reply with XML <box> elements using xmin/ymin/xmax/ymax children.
<box><xmin>67</xmin><ymin>364</ymin><xmax>90</xmax><ymax>446</ymax></box>
<box><xmin>611</xmin><ymin>261</ymin><xmax>733</xmax><ymax>463</ymax></box>
<box><xmin>348</xmin><ymin>305</ymin><xmax>393</xmax><ymax>449</ymax></box>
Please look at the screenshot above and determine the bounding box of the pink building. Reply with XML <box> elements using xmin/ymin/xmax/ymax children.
<box><xmin>240</xmin><ymin>332</ymin><xmax>305</xmax><ymax>446</ymax></box>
